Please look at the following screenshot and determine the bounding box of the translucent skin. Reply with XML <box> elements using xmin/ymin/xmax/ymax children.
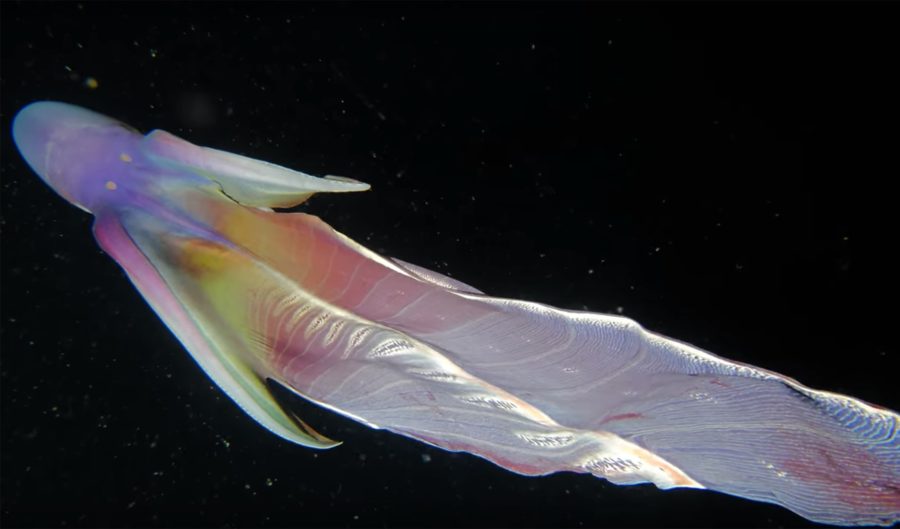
<box><xmin>13</xmin><ymin>102</ymin><xmax>900</xmax><ymax>526</ymax></box>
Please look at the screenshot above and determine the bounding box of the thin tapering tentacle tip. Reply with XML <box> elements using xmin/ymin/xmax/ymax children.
<box><xmin>323</xmin><ymin>174</ymin><xmax>371</xmax><ymax>192</ymax></box>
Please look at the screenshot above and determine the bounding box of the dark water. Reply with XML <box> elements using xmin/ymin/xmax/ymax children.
<box><xmin>1</xmin><ymin>3</ymin><xmax>897</xmax><ymax>528</ymax></box>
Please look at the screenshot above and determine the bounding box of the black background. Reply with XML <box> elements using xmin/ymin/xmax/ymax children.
<box><xmin>2</xmin><ymin>2</ymin><xmax>898</xmax><ymax>528</ymax></box>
